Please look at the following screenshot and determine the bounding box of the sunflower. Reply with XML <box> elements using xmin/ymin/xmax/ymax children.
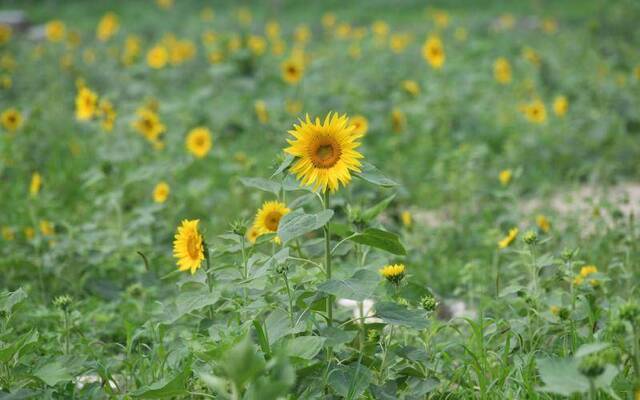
<box><xmin>499</xmin><ymin>169</ymin><xmax>512</xmax><ymax>186</ymax></box>
<box><xmin>493</xmin><ymin>57</ymin><xmax>512</xmax><ymax>84</ymax></box>
<box><xmin>173</xmin><ymin>219</ymin><xmax>205</xmax><ymax>274</ymax></box>
<box><xmin>285</xmin><ymin>113</ymin><xmax>363</xmax><ymax>192</ymax></box>
<box><xmin>254</xmin><ymin>201</ymin><xmax>290</xmax><ymax>242</ymax></box>
<box><xmin>422</xmin><ymin>35</ymin><xmax>445</xmax><ymax>69</ymax></box>
<box><xmin>350</xmin><ymin>115</ymin><xmax>369</xmax><ymax>136</ymax></box>
<box><xmin>0</xmin><ymin>24</ymin><xmax>12</xmax><ymax>45</ymax></box>
<box><xmin>186</xmin><ymin>127</ymin><xmax>212</xmax><ymax>158</ymax></box>
<box><xmin>246</xmin><ymin>225</ymin><xmax>260</xmax><ymax>244</ymax></box>
<box><xmin>1</xmin><ymin>108</ymin><xmax>23</xmax><ymax>132</ymax></box>
<box><xmin>281</xmin><ymin>58</ymin><xmax>304</xmax><ymax>85</ymax></box>
<box><xmin>133</xmin><ymin>108</ymin><xmax>165</xmax><ymax>142</ymax></box>
<box><xmin>46</xmin><ymin>20</ymin><xmax>66</xmax><ymax>42</ymax></box>
<box><xmin>30</xmin><ymin>172</ymin><xmax>42</xmax><ymax>197</ymax></box>
<box><xmin>401</xmin><ymin>80</ymin><xmax>420</xmax><ymax>96</ymax></box>
<box><xmin>75</xmin><ymin>87</ymin><xmax>98</xmax><ymax>121</ymax></box>
<box><xmin>254</xmin><ymin>100</ymin><xmax>269</xmax><ymax>124</ymax></box>
<box><xmin>553</xmin><ymin>95</ymin><xmax>568</xmax><ymax>117</ymax></box>
<box><xmin>498</xmin><ymin>228</ymin><xmax>519</xmax><ymax>249</ymax></box>
<box><xmin>96</xmin><ymin>12</ymin><xmax>119</xmax><ymax>42</ymax></box>
<box><xmin>147</xmin><ymin>45</ymin><xmax>168</xmax><ymax>69</ymax></box>
<box><xmin>536</xmin><ymin>215</ymin><xmax>551</xmax><ymax>233</ymax></box>
<box><xmin>379</xmin><ymin>264</ymin><xmax>406</xmax><ymax>284</ymax></box>
<box><xmin>522</xmin><ymin>100</ymin><xmax>547</xmax><ymax>124</ymax></box>
<box><xmin>153</xmin><ymin>182</ymin><xmax>170</xmax><ymax>203</ymax></box>
<box><xmin>39</xmin><ymin>220</ymin><xmax>54</xmax><ymax>236</ymax></box>
<box><xmin>391</xmin><ymin>108</ymin><xmax>406</xmax><ymax>133</ymax></box>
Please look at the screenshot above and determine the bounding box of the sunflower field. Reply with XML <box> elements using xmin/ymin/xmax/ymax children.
<box><xmin>2</xmin><ymin>0</ymin><xmax>640</xmax><ymax>398</ymax></box>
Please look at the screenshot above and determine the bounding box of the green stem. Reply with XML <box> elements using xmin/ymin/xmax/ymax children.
<box><xmin>323</xmin><ymin>191</ymin><xmax>332</xmax><ymax>327</ymax></box>
<box><xmin>588</xmin><ymin>378</ymin><xmax>596</xmax><ymax>400</ymax></box>
<box><xmin>359</xmin><ymin>301</ymin><xmax>365</xmax><ymax>349</ymax></box>
<box><xmin>283</xmin><ymin>273</ymin><xmax>294</xmax><ymax>327</ymax></box>
<box><xmin>63</xmin><ymin>310</ymin><xmax>70</xmax><ymax>355</ymax></box>
<box><xmin>204</xmin><ymin>241</ymin><xmax>214</xmax><ymax>321</ymax></box>
<box><xmin>530</xmin><ymin>244</ymin><xmax>538</xmax><ymax>296</ymax></box>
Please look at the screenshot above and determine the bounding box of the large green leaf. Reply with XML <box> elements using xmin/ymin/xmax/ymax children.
<box><xmin>285</xmin><ymin>336</ymin><xmax>326</xmax><ymax>360</ymax></box>
<box><xmin>33</xmin><ymin>361</ymin><xmax>73</xmax><ymax>387</ymax></box>
<box><xmin>222</xmin><ymin>334</ymin><xmax>266</xmax><ymax>389</ymax></box>
<box><xmin>317</xmin><ymin>269</ymin><xmax>379</xmax><ymax>302</ymax></box>
<box><xmin>349</xmin><ymin>228</ymin><xmax>406</xmax><ymax>255</ymax></box>
<box><xmin>328</xmin><ymin>364</ymin><xmax>373</xmax><ymax>399</ymax></box>
<box><xmin>375</xmin><ymin>302</ymin><xmax>429</xmax><ymax>329</ymax></box>
<box><xmin>0</xmin><ymin>288</ymin><xmax>27</xmax><ymax>314</ymax></box>
<box><xmin>277</xmin><ymin>209</ymin><xmax>333</xmax><ymax>244</ymax></box>
<box><xmin>354</xmin><ymin>162</ymin><xmax>398</xmax><ymax>187</ymax></box>
<box><xmin>131</xmin><ymin>363</ymin><xmax>191</xmax><ymax>398</ymax></box>
<box><xmin>536</xmin><ymin>357</ymin><xmax>619</xmax><ymax>396</ymax></box>
<box><xmin>239</xmin><ymin>177</ymin><xmax>280</xmax><ymax>194</ymax></box>
<box><xmin>362</xmin><ymin>194</ymin><xmax>396</xmax><ymax>222</ymax></box>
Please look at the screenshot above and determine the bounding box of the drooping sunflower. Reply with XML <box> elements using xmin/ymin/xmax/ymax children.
<box><xmin>285</xmin><ymin>113</ymin><xmax>363</xmax><ymax>192</ymax></box>
<box><xmin>173</xmin><ymin>219</ymin><xmax>205</xmax><ymax>274</ymax></box>
<box><xmin>246</xmin><ymin>224</ymin><xmax>260</xmax><ymax>244</ymax></box>
<box><xmin>1</xmin><ymin>108</ymin><xmax>23</xmax><ymax>132</ymax></box>
<box><xmin>186</xmin><ymin>127</ymin><xmax>212</xmax><ymax>158</ymax></box>
<box><xmin>498</xmin><ymin>228</ymin><xmax>519</xmax><ymax>249</ymax></box>
<box><xmin>254</xmin><ymin>201</ymin><xmax>290</xmax><ymax>241</ymax></box>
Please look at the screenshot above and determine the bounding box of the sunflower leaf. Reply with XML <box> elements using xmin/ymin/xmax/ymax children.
<box><xmin>277</xmin><ymin>209</ymin><xmax>334</xmax><ymax>244</ymax></box>
<box><xmin>354</xmin><ymin>162</ymin><xmax>398</xmax><ymax>187</ymax></box>
<box><xmin>362</xmin><ymin>194</ymin><xmax>396</xmax><ymax>222</ymax></box>
<box><xmin>239</xmin><ymin>177</ymin><xmax>280</xmax><ymax>194</ymax></box>
<box><xmin>272</xmin><ymin>154</ymin><xmax>295</xmax><ymax>177</ymax></box>
<box><xmin>349</xmin><ymin>228</ymin><xmax>406</xmax><ymax>255</ymax></box>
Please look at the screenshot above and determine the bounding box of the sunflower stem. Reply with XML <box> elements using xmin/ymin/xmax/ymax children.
<box><xmin>323</xmin><ymin>191</ymin><xmax>332</xmax><ymax>327</ymax></box>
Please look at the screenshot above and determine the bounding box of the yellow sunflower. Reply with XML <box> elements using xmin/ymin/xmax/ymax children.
<box><xmin>186</xmin><ymin>127</ymin><xmax>212</xmax><ymax>158</ymax></box>
<box><xmin>379</xmin><ymin>264</ymin><xmax>406</xmax><ymax>284</ymax></box>
<box><xmin>493</xmin><ymin>57</ymin><xmax>512</xmax><ymax>84</ymax></box>
<box><xmin>536</xmin><ymin>214</ymin><xmax>551</xmax><ymax>233</ymax></box>
<box><xmin>96</xmin><ymin>12</ymin><xmax>119</xmax><ymax>42</ymax></box>
<box><xmin>350</xmin><ymin>115</ymin><xmax>369</xmax><ymax>136</ymax></box>
<box><xmin>422</xmin><ymin>35</ymin><xmax>445</xmax><ymax>69</ymax></box>
<box><xmin>153</xmin><ymin>182</ymin><xmax>170</xmax><ymax>203</ymax></box>
<box><xmin>46</xmin><ymin>20</ymin><xmax>66</xmax><ymax>42</ymax></box>
<box><xmin>499</xmin><ymin>169</ymin><xmax>512</xmax><ymax>186</ymax></box>
<box><xmin>553</xmin><ymin>95</ymin><xmax>568</xmax><ymax>117</ymax></box>
<box><xmin>246</xmin><ymin>225</ymin><xmax>261</xmax><ymax>244</ymax></box>
<box><xmin>147</xmin><ymin>45</ymin><xmax>169</xmax><ymax>69</ymax></box>
<box><xmin>133</xmin><ymin>107</ymin><xmax>165</xmax><ymax>142</ymax></box>
<box><xmin>498</xmin><ymin>228</ymin><xmax>519</xmax><ymax>249</ymax></box>
<box><xmin>173</xmin><ymin>219</ymin><xmax>205</xmax><ymax>274</ymax></box>
<box><xmin>75</xmin><ymin>87</ymin><xmax>98</xmax><ymax>121</ymax></box>
<box><xmin>281</xmin><ymin>58</ymin><xmax>304</xmax><ymax>85</ymax></box>
<box><xmin>254</xmin><ymin>201</ymin><xmax>290</xmax><ymax>241</ymax></box>
<box><xmin>1</xmin><ymin>108</ymin><xmax>23</xmax><ymax>132</ymax></box>
<box><xmin>30</xmin><ymin>172</ymin><xmax>42</xmax><ymax>197</ymax></box>
<box><xmin>0</xmin><ymin>24</ymin><xmax>12</xmax><ymax>45</ymax></box>
<box><xmin>285</xmin><ymin>113</ymin><xmax>363</xmax><ymax>192</ymax></box>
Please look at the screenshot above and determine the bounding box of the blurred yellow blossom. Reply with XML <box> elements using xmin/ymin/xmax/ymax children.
<box><xmin>30</xmin><ymin>172</ymin><xmax>42</xmax><ymax>197</ymax></box>
<box><xmin>553</xmin><ymin>95</ymin><xmax>568</xmax><ymax>117</ymax></box>
<box><xmin>46</xmin><ymin>20</ymin><xmax>66</xmax><ymax>42</ymax></box>
<box><xmin>422</xmin><ymin>35</ymin><xmax>445</xmax><ymax>69</ymax></box>
<box><xmin>153</xmin><ymin>182</ymin><xmax>170</xmax><ymax>203</ymax></box>
<box><xmin>498</xmin><ymin>228</ymin><xmax>518</xmax><ymax>249</ymax></box>
<box><xmin>186</xmin><ymin>127</ymin><xmax>213</xmax><ymax>158</ymax></box>
<box><xmin>1</xmin><ymin>108</ymin><xmax>23</xmax><ymax>132</ymax></box>
<box><xmin>97</xmin><ymin>12</ymin><xmax>119</xmax><ymax>42</ymax></box>
<box><xmin>499</xmin><ymin>169</ymin><xmax>512</xmax><ymax>186</ymax></box>
<box><xmin>494</xmin><ymin>58</ymin><xmax>512</xmax><ymax>84</ymax></box>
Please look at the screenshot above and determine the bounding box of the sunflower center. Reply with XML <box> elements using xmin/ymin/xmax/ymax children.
<box><xmin>287</xmin><ymin>66</ymin><xmax>297</xmax><ymax>75</ymax></box>
<box><xmin>186</xmin><ymin>233</ymin><xmax>200</xmax><ymax>259</ymax></box>
<box><xmin>195</xmin><ymin>136</ymin><xmax>205</xmax><ymax>146</ymax></box>
<box><xmin>264</xmin><ymin>211</ymin><xmax>282</xmax><ymax>232</ymax></box>
<box><xmin>311</xmin><ymin>138</ymin><xmax>341</xmax><ymax>169</ymax></box>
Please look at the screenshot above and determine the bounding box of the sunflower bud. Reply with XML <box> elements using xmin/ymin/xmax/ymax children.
<box><xmin>523</xmin><ymin>230</ymin><xmax>537</xmax><ymax>245</ymax></box>
<box><xmin>578</xmin><ymin>354</ymin><xmax>605</xmax><ymax>378</ymax></box>
<box><xmin>420</xmin><ymin>295</ymin><xmax>438</xmax><ymax>312</ymax></box>
<box><xmin>53</xmin><ymin>295</ymin><xmax>73</xmax><ymax>311</ymax></box>
<box><xmin>230</xmin><ymin>219</ymin><xmax>247</xmax><ymax>236</ymax></box>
